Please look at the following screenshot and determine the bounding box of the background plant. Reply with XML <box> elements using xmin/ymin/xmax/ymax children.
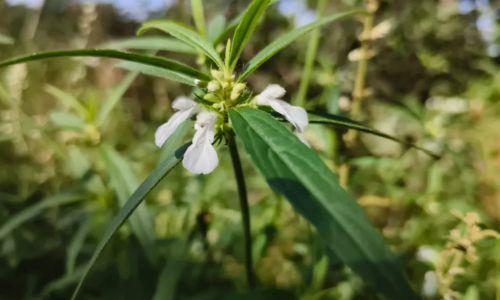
<box><xmin>0</xmin><ymin>0</ymin><xmax>499</xmax><ymax>299</ymax></box>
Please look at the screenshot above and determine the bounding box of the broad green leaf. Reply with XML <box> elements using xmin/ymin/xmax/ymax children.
<box><xmin>0</xmin><ymin>33</ymin><xmax>14</xmax><ymax>45</ymax></box>
<box><xmin>308</xmin><ymin>111</ymin><xmax>439</xmax><ymax>158</ymax></box>
<box><xmin>71</xmin><ymin>143</ymin><xmax>189</xmax><ymax>300</ymax></box>
<box><xmin>100</xmin><ymin>36</ymin><xmax>196</xmax><ymax>54</ymax></box>
<box><xmin>97</xmin><ymin>71</ymin><xmax>138</xmax><ymax>127</ymax></box>
<box><xmin>190</xmin><ymin>0</ymin><xmax>207</xmax><ymax>37</ymax></box>
<box><xmin>118</xmin><ymin>61</ymin><xmax>197</xmax><ymax>86</ymax></box>
<box><xmin>0</xmin><ymin>193</ymin><xmax>82</xmax><ymax>240</ymax></box>
<box><xmin>45</xmin><ymin>85</ymin><xmax>88</xmax><ymax>117</ymax></box>
<box><xmin>229</xmin><ymin>108</ymin><xmax>418</xmax><ymax>300</ymax></box>
<box><xmin>100</xmin><ymin>143</ymin><xmax>158</xmax><ymax>263</ymax></box>
<box><xmin>139</xmin><ymin>21</ymin><xmax>224</xmax><ymax>68</ymax></box>
<box><xmin>0</xmin><ymin>49</ymin><xmax>209</xmax><ymax>82</ymax></box>
<box><xmin>239</xmin><ymin>10</ymin><xmax>361</xmax><ymax>80</ymax></box>
<box><xmin>229</xmin><ymin>0</ymin><xmax>271</xmax><ymax>68</ymax></box>
<box><xmin>50</xmin><ymin>111</ymin><xmax>87</xmax><ymax>131</ymax></box>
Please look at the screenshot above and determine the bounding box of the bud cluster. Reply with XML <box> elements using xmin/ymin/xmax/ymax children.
<box><xmin>201</xmin><ymin>69</ymin><xmax>247</xmax><ymax>106</ymax></box>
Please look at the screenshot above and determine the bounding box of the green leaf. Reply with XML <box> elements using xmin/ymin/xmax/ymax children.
<box><xmin>99</xmin><ymin>143</ymin><xmax>158</xmax><ymax>263</ymax></box>
<box><xmin>213</xmin><ymin>17</ymin><xmax>240</xmax><ymax>47</ymax></box>
<box><xmin>0</xmin><ymin>193</ymin><xmax>82</xmax><ymax>240</ymax></box>
<box><xmin>212</xmin><ymin>0</ymin><xmax>279</xmax><ymax>47</ymax></box>
<box><xmin>50</xmin><ymin>111</ymin><xmax>87</xmax><ymax>131</ymax></box>
<box><xmin>190</xmin><ymin>0</ymin><xmax>207</xmax><ymax>37</ymax></box>
<box><xmin>139</xmin><ymin>21</ymin><xmax>224</xmax><ymax>69</ymax></box>
<box><xmin>45</xmin><ymin>85</ymin><xmax>88</xmax><ymax>117</ymax></box>
<box><xmin>308</xmin><ymin>111</ymin><xmax>440</xmax><ymax>158</ymax></box>
<box><xmin>229</xmin><ymin>0</ymin><xmax>271</xmax><ymax>68</ymax></box>
<box><xmin>0</xmin><ymin>33</ymin><xmax>14</xmax><ymax>45</ymax></box>
<box><xmin>207</xmin><ymin>15</ymin><xmax>227</xmax><ymax>43</ymax></box>
<box><xmin>71</xmin><ymin>143</ymin><xmax>189</xmax><ymax>300</ymax></box>
<box><xmin>239</xmin><ymin>10</ymin><xmax>361</xmax><ymax>80</ymax></box>
<box><xmin>96</xmin><ymin>71</ymin><xmax>138</xmax><ymax>127</ymax></box>
<box><xmin>152</xmin><ymin>239</ymin><xmax>188</xmax><ymax>300</ymax></box>
<box><xmin>0</xmin><ymin>49</ymin><xmax>209</xmax><ymax>82</ymax></box>
<box><xmin>117</xmin><ymin>62</ymin><xmax>198</xmax><ymax>86</ymax></box>
<box><xmin>100</xmin><ymin>36</ymin><xmax>196</xmax><ymax>54</ymax></box>
<box><xmin>66</xmin><ymin>219</ymin><xmax>92</xmax><ymax>275</ymax></box>
<box><xmin>229</xmin><ymin>107</ymin><xmax>418</xmax><ymax>300</ymax></box>
<box><xmin>159</xmin><ymin>119</ymin><xmax>193</xmax><ymax>162</ymax></box>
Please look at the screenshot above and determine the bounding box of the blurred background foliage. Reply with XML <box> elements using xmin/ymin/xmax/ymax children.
<box><xmin>0</xmin><ymin>0</ymin><xmax>499</xmax><ymax>299</ymax></box>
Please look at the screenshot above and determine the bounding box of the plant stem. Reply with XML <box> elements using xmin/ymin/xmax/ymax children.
<box><xmin>350</xmin><ymin>1</ymin><xmax>376</xmax><ymax>119</ymax></box>
<box><xmin>228</xmin><ymin>133</ymin><xmax>255</xmax><ymax>288</ymax></box>
<box><xmin>294</xmin><ymin>0</ymin><xmax>328</xmax><ymax>107</ymax></box>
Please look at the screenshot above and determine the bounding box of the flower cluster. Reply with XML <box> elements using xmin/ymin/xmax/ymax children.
<box><xmin>155</xmin><ymin>75</ymin><xmax>309</xmax><ymax>175</ymax></box>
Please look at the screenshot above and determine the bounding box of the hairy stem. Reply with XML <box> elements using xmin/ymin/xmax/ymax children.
<box><xmin>228</xmin><ymin>133</ymin><xmax>255</xmax><ymax>288</ymax></box>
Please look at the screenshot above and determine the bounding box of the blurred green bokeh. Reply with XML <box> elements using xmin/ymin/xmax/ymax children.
<box><xmin>0</xmin><ymin>0</ymin><xmax>498</xmax><ymax>299</ymax></box>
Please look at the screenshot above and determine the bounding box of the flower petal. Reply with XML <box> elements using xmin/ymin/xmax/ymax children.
<box><xmin>155</xmin><ymin>108</ymin><xmax>195</xmax><ymax>147</ymax></box>
<box><xmin>256</xmin><ymin>84</ymin><xmax>286</xmax><ymax>105</ymax></box>
<box><xmin>182</xmin><ymin>127</ymin><xmax>219</xmax><ymax>174</ymax></box>
<box><xmin>268</xmin><ymin>99</ymin><xmax>309</xmax><ymax>133</ymax></box>
<box><xmin>172</xmin><ymin>96</ymin><xmax>198</xmax><ymax>111</ymax></box>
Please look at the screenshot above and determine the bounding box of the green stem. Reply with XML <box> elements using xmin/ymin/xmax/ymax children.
<box><xmin>294</xmin><ymin>0</ymin><xmax>328</xmax><ymax>107</ymax></box>
<box><xmin>228</xmin><ymin>133</ymin><xmax>255</xmax><ymax>288</ymax></box>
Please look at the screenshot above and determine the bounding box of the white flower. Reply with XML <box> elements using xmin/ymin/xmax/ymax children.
<box><xmin>255</xmin><ymin>84</ymin><xmax>309</xmax><ymax>133</ymax></box>
<box><xmin>155</xmin><ymin>97</ymin><xmax>219</xmax><ymax>175</ymax></box>
<box><xmin>155</xmin><ymin>96</ymin><xmax>199</xmax><ymax>148</ymax></box>
<box><xmin>182</xmin><ymin>111</ymin><xmax>219</xmax><ymax>174</ymax></box>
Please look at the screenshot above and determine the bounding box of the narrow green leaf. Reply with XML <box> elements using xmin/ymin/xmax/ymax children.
<box><xmin>0</xmin><ymin>49</ymin><xmax>209</xmax><ymax>82</ymax></box>
<box><xmin>0</xmin><ymin>193</ymin><xmax>82</xmax><ymax>240</ymax></box>
<box><xmin>139</xmin><ymin>21</ymin><xmax>224</xmax><ymax>68</ymax></box>
<box><xmin>152</xmin><ymin>240</ymin><xmax>188</xmax><ymax>300</ymax></box>
<box><xmin>190</xmin><ymin>0</ymin><xmax>207</xmax><ymax>37</ymax></box>
<box><xmin>229</xmin><ymin>107</ymin><xmax>418</xmax><ymax>300</ymax></box>
<box><xmin>0</xmin><ymin>33</ymin><xmax>14</xmax><ymax>45</ymax></box>
<box><xmin>118</xmin><ymin>62</ymin><xmax>197</xmax><ymax>86</ymax></box>
<box><xmin>66</xmin><ymin>219</ymin><xmax>92</xmax><ymax>275</ymax></box>
<box><xmin>308</xmin><ymin>111</ymin><xmax>440</xmax><ymax>158</ymax></box>
<box><xmin>294</xmin><ymin>0</ymin><xmax>328</xmax><ymax>106</ymax></box>
<box><xmin>212</xmin><ymin>0</ymin><xmax>279</xmax><ymax>47</ymax></box>
<box><xmin>213</xmin><ymin>17</ymin><xmax>240</xmax><ymax>47</ymax></box>
<box><xmin>159</xmin><ymin>119</ymin><xmax>193</xmax><ymax>162</ymax></box>
<box><xmin>229</xmin><ymin>0</ymin><xmax>271</xmax><ymax>68</ymax></box>
<box><xmin>71</xmin><ymin>143</ymin><xmax>189</xmax><ymax>300</ymax></box>
<box><xmin>207</xmin><ymin>15</ymin><xmax>227</xmax><ymax>43</ymax></box>
<box><xmin>100</xmin><ymin>36</ymin><xmax>196</xmax><ymax>54</ymax></box>
<box><xmin>239</xmin><ymin>10</ymin><xmax>361</xmax><ymax>80</ymax></box>
<box><xmin>42</xmin><ymin>266</ymin><xmax>85</xmax><ymax>297</ymax></box>
<box><xmin>96</xmin><ymin>72</ymin><xmax>138</xmax><ymax>127</ymax></box>
<box><xmin>45</xmin><ymin>85</ymin><xmax>88</xmax><ymax>117</ymax></box>
<box><xmin>50</xmin><ymin>111</ymin><xmax>87</xmax><ymax>131</ymax></box>
<box><xmin>100</xmin><ymin>143</ymin><xmax>158</xmax><ymax>263</ymax></box>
